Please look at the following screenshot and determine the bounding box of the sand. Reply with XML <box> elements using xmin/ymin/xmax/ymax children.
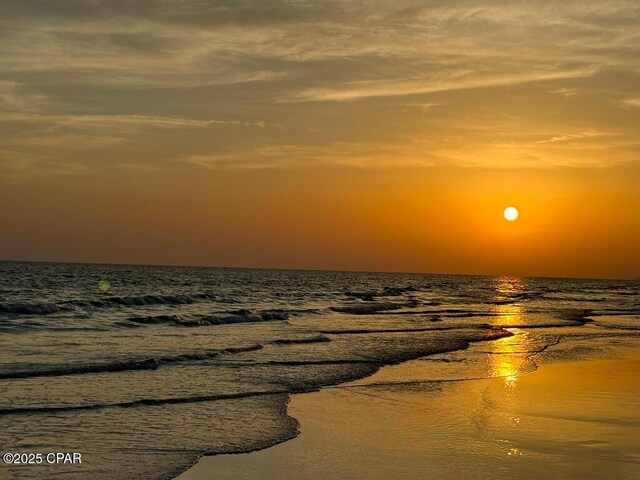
<box><xmin>176</xmin><ymin>333</ymin><xmax>640</xmax><ymax>480</ymax></box>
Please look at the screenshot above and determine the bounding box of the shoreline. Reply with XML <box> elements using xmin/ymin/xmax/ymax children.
<box><xmin>175</xmin><ymin>329</ymin><xmax>640</xmax><ymax>480</ymax></box>
<box><xmin>167</xmin><ymin>325</ymin><xmax>514</xmax><ymax>479</ymax></box>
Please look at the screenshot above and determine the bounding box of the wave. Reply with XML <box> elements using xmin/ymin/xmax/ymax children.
<box><xmin>0</xmin><ymin>358</ymin><xmax>161</xmax><ymax>379</ymax></box>
<box><xmin>318</xmin><ymin>325</ymin><xmax>480</xmax><ymax>335</ymax></box>
<box><xmin>157</xmin><ymin>345</ymin><xmax>264</xmax><ymax>363</ymax></box>
<box><xmin>557</xmin><ymin>310</ymin><xmax>594</xmax><ymax>324</ymax></box>
<box><xmin>0</xmin><ymin>389</ymin><xmax>291</xmax><ymax>416</ymax></box>
<box><xmin>0</xmin><ymin>344</ymin><xmax>263</xmax><ymax>380</ymax></box>
<box><xmin>0</xmin><ymin>363</ymin><xmax>386</xmax><ymax>416</ymax></box>
<box><xmin>491</xmin><ymin>320</ymin><xmax>587</xmax><ymax>329</ymax></box>
<box><xmin>344</xmin><ymin>286</ymin><xmax>419</xmax><ymax>301</ymax></box>
<box><xmin>0</xmin><ymin>327</ymin><xmax>515</xmax><ymax>418</ymax></box>
<box><xmin>75</xmin><ymin>293</ymin><xmax>215</xmax><ymax>308</ymax></box>
<box><xmin>330</xmin><ymin>302</ymin><xmax>405</xmax><ymax>314</ymax></box>
<box><xmin>272</xmin><ymin>335</ymin><xmax>331</xmax><ymax>344</ymax></box>
<box><xmin>360</xmin><ymin>308</ymin><xmax>491</xmax><ymax>317</ymax></box>
<box><xmin>257</xmin><ymin>359</ymin><xmax>378</xmax><ymax>366</ymax></box>
<box><xmin>540</xmin><ymin>295</ymin><xmax>608</xmax><ymax>303</ymax></box>
<box><xmin>0</xmin><ymin>293</ymin><xmax>219</xmax><ymax>316</ymax></box>
<box><xmin>0</xmin><ymin>302</ymin><xmax>70</xmax><ymax>315</ymax></box>
<box><xmin>126</xmin><ymin>309</ymin><xmax>289</xmax><ymax>328</ymax></box>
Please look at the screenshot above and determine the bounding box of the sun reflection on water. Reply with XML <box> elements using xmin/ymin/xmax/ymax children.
<box><xmin>489</xmin><ymin>277</ymin><xmax>540</xmax><ymax>458</ymax></box>
<box><xmin>489</xmin><ymin>277</ymin><xmax>530</xmax><ymax>389</ymax></box>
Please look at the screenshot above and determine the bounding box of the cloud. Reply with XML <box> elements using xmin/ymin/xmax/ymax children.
<box><xmin>288</xmin><ymin>68</ymin><xmax>596</xmax><ymax>102</ymax></box>
<box><xmin>621</xmin><ymin>97</ymin><xmax>640</xmax><ymax>108</ymax></box>
<box><xmin>535</xmin><ymin>129</ymin><xmax>620</xmax><ymax>144</ymax></box>
<box><xmin>0</xmin><ymin>147</ymin><xmax>91</xmax><ymax>180</ymax></box>
<box><xmin>1</xmin><ymin>0</ymin><xmax>640</xmax><ymax>175</ymax></box>
<box><xmin>0</xmin><ymin>113</ymin><xmax>267</xmax><ymax>129</ymax></box>
<box><xmin>185</xmin><ymin>141</ymin><xmax>444</xmax><ymax>170</ymax></box>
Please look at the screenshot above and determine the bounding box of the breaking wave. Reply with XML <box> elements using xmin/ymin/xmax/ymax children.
<box><xmin>0</xmin><ymin>344</ymin><xmax>263</xmax><ymax>380</ymax></box>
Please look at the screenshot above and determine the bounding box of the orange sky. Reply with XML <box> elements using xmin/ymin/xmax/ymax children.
<box><xmin>1</xmin><ymin>1</ymin><xmax>639</xmax><ymax>278</ymax></box>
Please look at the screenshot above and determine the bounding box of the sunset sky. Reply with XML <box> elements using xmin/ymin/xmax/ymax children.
<box><xmin>1</xmin><ymin>1</ymin><xmax>639</xmax><ymax>278</ymax></box>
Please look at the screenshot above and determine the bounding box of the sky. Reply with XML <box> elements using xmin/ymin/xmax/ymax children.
<box><xmin>1</xmin><ymin>0</ymin><xmax>639</xmax><ymax>279</ymax></box>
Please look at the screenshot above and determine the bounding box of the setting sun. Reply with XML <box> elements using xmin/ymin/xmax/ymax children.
<box><xmin>504</xmin><ymin>206</ymin><xmax>519</xmax><ymax>222</ymax></box>
<box><xmin>3</xmin><ymin>4</ymin><xmax>640</xmax><ymax>480</ymax></box>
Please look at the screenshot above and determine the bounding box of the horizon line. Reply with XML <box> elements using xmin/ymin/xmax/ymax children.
<box><xmin>0</xmin><ymin>258</ymin><xmax>633</xmax><ymax>282</ymax></box>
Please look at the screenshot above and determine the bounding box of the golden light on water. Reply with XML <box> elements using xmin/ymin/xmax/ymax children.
<box><xmin>495</xmin><ymin>302</ymin><xmax>523</xmax><ymax>327</ymax></box>
<box><xmin>490</xmin><ymin>277</ymin><xmax>528</xmax><ymax>388</ymax></box>
<box><xmin>490</xmin><ymin>330</ymin><xmax>523</xmax><ymax>389</ymax></box>
<box><xmin>503</xmin><ymin>206</ymin><xmax>519</xmax><ymax>222</ymax></box>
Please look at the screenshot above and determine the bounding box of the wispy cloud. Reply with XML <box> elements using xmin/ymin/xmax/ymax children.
<box><xmin>185</xmin><ymin>141</ymin><xmax>444</xmax><ymax>170</ymax></box>
<box><xmin>0</xmin><ymin>113</ymin><xmax>268</xmax><ymax>129</ymax></box>
<box><xmin>288</xmin><ymin>68</ymin><xmax>596</xmax><ymax>102</ymax></box>
<box><xmin>2</xmin><ymin>0</ymin><xmax>640</xmax><ymax>175</ymax></box>
<box><xmin>535</xmin><ymin>129</ymin><xmax>619</xmax><ymax>144</ymax></box>
<box><xmin>621</xmin><ymin>97</ymin><xmax>640</xmax><ymax>108</ymax></box>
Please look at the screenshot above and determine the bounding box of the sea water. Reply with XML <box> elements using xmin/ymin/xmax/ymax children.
<box><xmin>0</xmin><ymin>262</ymin><xmax>638</xmax><ymax>479</ymax></box>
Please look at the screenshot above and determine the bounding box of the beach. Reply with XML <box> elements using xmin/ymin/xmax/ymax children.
<box><xmin>3</xmin><ymin>2</ymin><xmax>640</xmax><ymax>478</ymax></box>
<box><xmin>1</xmin><ymin>264</ymin><xmax>638</xmax><ymax>480</ymax></box>
<box><xmin>177</xmin><ymin>329</ymin><xmax>640</xmax><ymax>480</ymax></box>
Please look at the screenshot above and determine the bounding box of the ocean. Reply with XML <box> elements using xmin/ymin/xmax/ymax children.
<box><xmin>0</xmin><ymin>261</ymin><xmax>638</xmax><ymax>480</ymax></box>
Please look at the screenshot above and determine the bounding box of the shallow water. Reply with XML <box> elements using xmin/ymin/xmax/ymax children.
<box><xmin>0</xmin><ymin>262</ymin><xmax>638</xmax><ymax>479</ymax></box>
<box><xmin>187</xmin><ymin>342</ymin><xmax>640</xmax><ymax>480</ymax></box>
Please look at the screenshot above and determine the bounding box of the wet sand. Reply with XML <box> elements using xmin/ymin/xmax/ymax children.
<box><xmin>176</xmin><ymin>332</ymin><xmax>640</xmax><ymax>480</ymax></box>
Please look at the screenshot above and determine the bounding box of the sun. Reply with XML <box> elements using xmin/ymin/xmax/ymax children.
<box><xmin>503</xmin><ymin>206</ymin><xmax>519</xmax><ymax>222</ymax></box>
